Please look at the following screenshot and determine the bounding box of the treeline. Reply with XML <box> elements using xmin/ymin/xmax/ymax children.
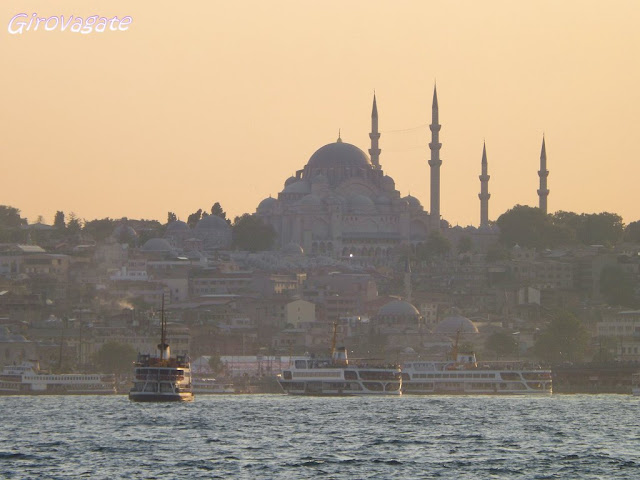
<box><xmin>496</xmin><ymin>205</ymin><xmax>639</xmax><ymax>249</ymax></box>
<box><xmin>0</xmin><ymin>203</ymin><xmax>276</xmax><ymax>252</ymax></box>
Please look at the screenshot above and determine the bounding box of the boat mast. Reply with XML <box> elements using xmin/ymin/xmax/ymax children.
<box><xmin>159</xmin><ymin>296</ymin><xmax>168</xmax><ymax>360</ymax></box>
<box><xmin>330</xmin><ymin>321</ymin><xmax>337</xmax><ymax>357</ymax></box>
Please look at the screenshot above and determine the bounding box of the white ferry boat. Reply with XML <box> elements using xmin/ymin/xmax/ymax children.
<box><xmin>277</xmin><ymin>346</ymin><xmax>402</xmax><ymax>396</ymax></box>
<box><xmin>402</xmin><ymin>352</ymin><xmax>552</xmax><ymax>395</ymax></box>
<box><xmin>0</xmin><ymin>361</ymin><xmax>116</xmax><ymax>395</ymax></box>
<box><xmin>129</xmin><ymin>305</ymin><xmax>194</xmax><ymax>402</ymax></box>
<box><xmin>193</xmin><ymin>378</ymin><xmax>235</xmax><ymax>394</ymax></box>
<box><xmin>632</xmin><ymin>372</ymin><xmax>640</xmax><ymax>396</ymax></box>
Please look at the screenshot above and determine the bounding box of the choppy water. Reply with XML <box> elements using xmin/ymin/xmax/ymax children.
<box><xmin>1</xmin><ymin>394</ymin><xmax>639</xmax><ymax>479</ymax></box>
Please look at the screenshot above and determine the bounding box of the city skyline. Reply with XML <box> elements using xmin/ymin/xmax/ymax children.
<box><xmin>2</xmin><ymin>1</ymin><xmax>639</xmax><ymax>226</ymax></box>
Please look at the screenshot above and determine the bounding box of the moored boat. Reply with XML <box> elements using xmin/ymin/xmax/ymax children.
<box><xmin>193</xmin><ymin>378</ymin><xmax>235</xmax><ymax>394</ymax></box>
<box><xmin>402</xmin><ymin>352</ymin><xmax>552</xmax><ymax>395</ymax></box>
<box><xmin>0</xmin><ymin>361</ymin><xmax>116</xmax><ymax>395</ymax></box>
<box><xmin>277</xmin><ymin>346</ymin><xmax>402</xmax><ymax>396</ymax></box>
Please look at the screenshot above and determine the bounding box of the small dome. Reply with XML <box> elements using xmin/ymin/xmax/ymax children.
<box><xmin>166</xmin><ymin>220</ymin><xmax>190</xmax><ymax>233</ymax></box>
<box><xmin>306</xmin><ymin>142</ymin><xmax>371</xmax><ymax>169</ymax></box>
<box><xmin>282</xmin><ymin>243</ymin><xmax>304</xmax><ymax>255</ymax></box>
<box><xmin>382</xmin><ymin>175</ymin><xmax>396</xmax><ymax>191</ymax></box>
<box><xmin>434</xmin><ymin>316</ymin><xmax>479</xmax><ymax>335</ymax></box>
<box><xmin>195</xmin><ymin>215</ymin><xmax>231</xmax><ymax>232</ymax></box>
<box><xmin>284</xmin><ymin>176</ymin><xmax>297</xmax><ymax>187</ymax></box>
<box><xmin>258</xmin><ymin>197</ymin><xmax>278</xmax><ymax>212</ymax></box>
<box><xmin>378</xmin><ymin>300</ymin><xmax>420</xmax><ymax>316</ymax></box>
<box><xmin>403</xmin><ymin>195</ymin><xmax>422</xmax><ymax>209</ymax></box>
<box><xmin>282</xmin><ymin>181</ymin><xmax>311</xmax><ymax>194</ymax></box>
<box><xmin>112</xmin><ymin>224</ymin><xmax>137</xmax><ymax>240</ymax></box>
<box><xmin>298</xmin><ymin>194</ymin><xmax>323</xmax><ymax>207</ymax></box>
<box><xmin>141</xmin><ymin>238</ymin><xmax>173</xmax><ymax>252</ymax></box>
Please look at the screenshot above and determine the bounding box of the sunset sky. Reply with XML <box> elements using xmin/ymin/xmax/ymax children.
<box><xmin>2</xmin><ymin>1</ymin><xmax>639</xmax><ymax>227</ymax></box>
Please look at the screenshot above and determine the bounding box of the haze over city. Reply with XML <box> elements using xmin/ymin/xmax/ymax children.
<box><xmin>2</xmin><ymin>1</ymin><xmax>639</xmax><ymax>226</ymax></box>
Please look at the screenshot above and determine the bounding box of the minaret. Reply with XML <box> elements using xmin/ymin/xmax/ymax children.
<box><xmin>369</xmin><ymin>93</ymin><xmax>381</xmax><ymax>169</ymax></box>
<box><xmin>537</xmin><ymin>136</ymin><xmax>549</xmax><ymax>214</ymax></box>
<box><xmin>478</xmin><ymin>142</ymin><xmax>490</xmax><ymax>227</ymax></box>
<box><xmin>429</xmin><ymin>85</ymin><xmax>442</xmax><ymax>229</ymax></box>
<box><xmin>404</xmin><ymin>255</ymin><xmax>412</xmax><ymax>304</ymax></box>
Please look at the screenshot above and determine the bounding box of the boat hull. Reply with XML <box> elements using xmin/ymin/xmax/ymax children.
<box><xmin>128</xmin><ymin>392</ymin><xmax>194</xmax><ymax>402</ymax></box>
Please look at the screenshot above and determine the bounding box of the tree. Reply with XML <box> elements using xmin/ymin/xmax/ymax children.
<box><xmin>167</xmin><ymin>211</ymin><xmax>177</xmax><ymax>224</ymax></box>
<box><xmin>485</xmin><ymin>242</ymin><xmax>511</xmax><ymax>263</ymax></box>
<box><xmin>187</xmin><ymin>208</ymin><xmax>203</xmax><ymax>228</ymax></box>
<box><xmin>485</xmin><ymin>332</ymin><xmax>518</xmax><ymax>360</ymax></box>
<box><xmin>67</xmin><ymin>212</ymin><xmax>82</xmax><ymax>234</ymax></box>
<box><xmin>600</xmin><ymin>265</ymin><xmax>637</xmax><ymax>308</ymax></box>
<box><xmin>577</xmin><ymin>212</ymin><xmax>624</xmax><ymax>246</ymax></box>
<box><xmin>53</xmin><ymin>211</ymin><xmax>66</xmax><ymax>230</ymax></box>
<box><xmin>0</xmin><ymin>205</ymin><xmax>26</xmax><ymax>228</ymax></box>
<box><xmin>211</xmin><ymin>202</ymin><xmax>230</xmax><ymax>224</ymax></box>
<box><xmin>533</xmin><ymin>311</ymin><xmax>590</xmax><ymax>363</ymax></box>
<box><xmin>497</xmin><ymin>205</ymin><xmax>556</xmax><ymax>248</ymax></box>
<box><xmin>416</xmin><ymin>230</ymin><xmax>451</xmax><ymax>260</ymax></box>
<box><xmin>94</xmin><ymin>342</ymin><xmax>137</xmax><ymax>374</ymax></box>
<box><xmin>83</xmin><ymin>218</ymin><xmax>116</xmax><ymax>242</ymax></box>
<box><xmin>232</xmin><ymin>214</ymin><xmax>276</xmax><ymax>251</ymax></box>
<box><xmin>458</xmin><ymin>235</ymin><xmax>473</xmax><ymax>254</ymax></box>
<box><xmin>625</xmin><ymin>220</ymin><xmax>640</xmax><ymax>243</ymax></box>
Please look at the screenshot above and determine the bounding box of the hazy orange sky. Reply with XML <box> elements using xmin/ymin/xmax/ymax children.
<box><xmin>2</xmin><ymin>1</ymin><xmax>639</xmax><ymax>227</ymax></box>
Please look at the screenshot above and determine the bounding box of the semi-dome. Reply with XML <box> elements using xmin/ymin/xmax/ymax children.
<box><xmin>298</xmin><ymin>194</ymin><xmax>322</xmax><ymax>207</ymax></box>
<box><xmin>282</xmin><ymin>180</ymin><xmax>311</xmax><ymax>194</ymax></box>
<box><xmin>347</xmin><ymin>193</ymin><xmax>375</xmax><ymax>209</ymax></box>
<box><xmin>141</xmin><ymin>238</ymin><xmax>173</xmax><ymax>252</ymax></box>
<box><xmin>284</xmin><ymin>176</ymin><xmax>297</xmax><ymax>187</ymax></box>
<box><xmin>312</xmin><ymin>173</ymin><xmax>328</xmax><ymax>184</ymax></box>
<box><xmin>376</xmin><ymin>195</ymin><xmax>392</xmax><ymax>205</ymax></box>
<box><xmin>306</xmin><ymin>141</ymin><xmax>372</xmax><ymax>169</ymax></box>
<box><xmin>378</xmin><ymin>300</ymin><xmax>420</xmax><ymax>317</ymax></box>
<box><xmin>434</xmin><ymin>315</ymin><xmax>479</xmax><ymax>335</ymax></box>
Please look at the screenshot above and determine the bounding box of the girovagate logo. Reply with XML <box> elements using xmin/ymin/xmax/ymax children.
<box><xmin>8</xmin><ymin>13</ymin><xmax>133</xmax><ymax>34</ymax></box>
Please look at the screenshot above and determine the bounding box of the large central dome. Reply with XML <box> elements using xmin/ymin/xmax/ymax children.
<box><xmin>306</xmin><ymin>141</ymin><xmax>372</xmax><ymax>169</ymax></box>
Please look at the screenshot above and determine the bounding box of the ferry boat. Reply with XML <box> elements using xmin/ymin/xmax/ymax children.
<box><xmin>193</xmin><ymin>378</ymin><xmax>235</xmax><ymax>394</ymax></box>
<box><xmin>277</xmin><ymin>346</ymin><xmax>402</xmax><ymax>396</ymax></box>
<box><xmin>402</xmin><ymin>352</ymin><xmax>552</xmax><ymax>395</ymax></box>
<box><xmin>632</xmin><ymin>372</ymin><xmax>640</xmax><ymax>396</ymax></box>
<box><xmin>129</xmin><ymin>304</ymin><xmax>194</xmax><ymax>402</ymax></box>
<box><xmin>0</xmin><ymin>361</ymin><xmax>116</xmax><ymax>395</ymax></box>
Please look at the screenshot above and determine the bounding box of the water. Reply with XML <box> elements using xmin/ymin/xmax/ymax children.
<box><xmin>1</xmin><ymin>394</ymin><xmax>639</xmax><ymax>479</ymax></box>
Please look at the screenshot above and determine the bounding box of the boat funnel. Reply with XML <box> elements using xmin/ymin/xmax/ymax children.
<box><xmin>332</xmin><ymin>346</ymin><xmax>349</xmax><ymax>366</ymax></box>
<box><xmin>158</xmin><ymin>343</ymin><xmax>170</xmax><ymax>360</ymax></box>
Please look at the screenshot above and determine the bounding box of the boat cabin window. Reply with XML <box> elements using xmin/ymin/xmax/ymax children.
<box><xmin>295</xmin><ymin>360</ymin><xmax>307</xmax><ymax>369</ymax></box>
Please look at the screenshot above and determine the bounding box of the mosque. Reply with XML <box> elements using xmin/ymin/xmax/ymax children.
<box><xmin>255</xmin><ymin>88</ymin><xmax>444</xmax><ymax>261</ymax></box>
<box><xmin>255</xmin><ymin>87</ymin><xmax>550</xmax><ymax>261</ymax></box>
